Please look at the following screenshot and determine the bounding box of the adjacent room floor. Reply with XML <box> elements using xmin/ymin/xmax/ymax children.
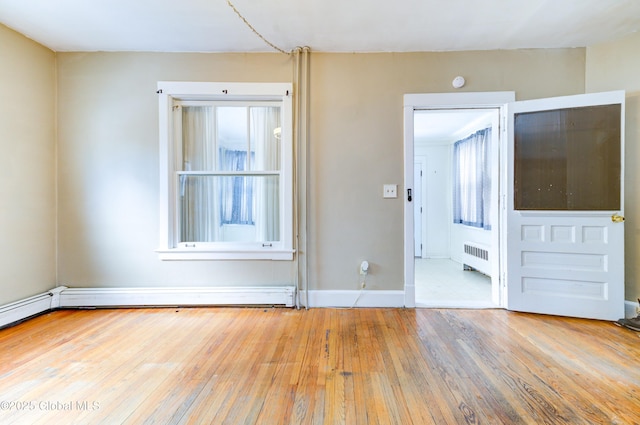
<box><xmin>415</xmin><ymin>258</ymin><xmax>494</xmax><ymax>308</ymax></box>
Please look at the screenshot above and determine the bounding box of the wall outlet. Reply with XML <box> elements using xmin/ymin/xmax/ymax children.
<box><xmin>383</xmin><ymin>184</ymin><xmax>397</xmax><ymax>198</ymax></box>
<box><xmin>360</xmin><ymin>260</ymin><xmax>369</xmax><ymax>275</ymax></box>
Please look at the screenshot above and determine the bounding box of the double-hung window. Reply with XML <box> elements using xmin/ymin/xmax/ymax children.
<box><xmin>157</xmin><ymin>82</ymin><xmax>293</xmax><ymax>260</ymax></box>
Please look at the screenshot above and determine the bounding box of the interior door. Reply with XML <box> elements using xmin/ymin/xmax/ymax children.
<box><xmin>505</xmin><ymin>91</ymin><xmax>625</xmax><ymax>321</ymax></box>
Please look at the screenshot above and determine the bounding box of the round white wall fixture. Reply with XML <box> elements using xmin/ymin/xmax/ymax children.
<box><xmin>452</xmin><ymin>76</ymin><xmax>465</xmax><ymax>89</ymax></box>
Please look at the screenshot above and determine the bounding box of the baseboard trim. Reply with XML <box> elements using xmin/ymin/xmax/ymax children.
<box><xmin>306</xmin><ymin>290</ymin><xmax>405</xmax><ymax>308</ymax></box>
<box><xmin>3</xmin><ymin>288</ymin><xmax>635</xmax><ymax>326</ymax></box>
<box><xmin>0</xmin><ymin>287</ymin><xmax>66</xmax><ymax>329</ymax></box>
<box><xmin>58</xmin><ymin>286</ymin><xmax>297</xmax><ymax>308</ymax></box>
<box><xmin>625</xmin><ymin>299</ymin><xmax>638</xmax><ymax>318</ymax></box>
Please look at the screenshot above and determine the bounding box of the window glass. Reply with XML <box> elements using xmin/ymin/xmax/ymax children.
<box><xmin>514</xmin><ymin>104</ymin><xmax>621</xmax><ymax>210</ymax></box>
<box><xmin>178</xmin><ymin>103</ymin><xmax>282</xmax><ymax>244</ymax></box>
<box><xmin>179</xmin><ymin>175</ymin><xmax>280</xmax><ymax>243</ymax></box>
<box><xmin>250</xmin><ymin>106</ymin><xmax>281</xmax><ymax>171</ymax></box>
<box><xmin>217</xmin><ymin>107</ymin><xmax>248</xmax><ymax>171</ymax></box>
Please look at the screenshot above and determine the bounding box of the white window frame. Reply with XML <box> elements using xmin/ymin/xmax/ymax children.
<box><xmin>156</xmin><ymin>81</ymin><xmax>294</xmax><ymax>260</ymax></box>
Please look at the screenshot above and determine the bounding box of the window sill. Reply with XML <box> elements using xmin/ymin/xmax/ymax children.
<box><xmin>156</xmin><ymin>248</ymin><xmax>295</xmax><ymax>261</ymax></box>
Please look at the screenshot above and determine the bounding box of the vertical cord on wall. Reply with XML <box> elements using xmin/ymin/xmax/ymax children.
<box><xmin>351</xmin><ymin>274</ymin><xmax>367</xmax><ymax>308</ymax></box>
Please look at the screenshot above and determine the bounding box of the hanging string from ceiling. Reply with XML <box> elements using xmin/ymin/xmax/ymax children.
<box><xmin>226</xmin><ymin>0</ymin><xmax>291</xmax><ymax>55</ymax></box>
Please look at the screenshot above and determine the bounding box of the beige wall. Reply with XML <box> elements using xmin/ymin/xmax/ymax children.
<box><xmin>309</xmin><ymin>50</ymin><xmax>585</xmax><ymax>291</ymax></box>
<box><xmin>0</xmin><ymin>25</ymin><xmax>57</xmax><ymax>304</ymax></box>
<box><xmin>55</xmin><ymin>49</ymin><xmax>585</xmax><ymax>292</ymax></box>
<box><xmin>586</xmin><ymin>31</ymin><xmax>640</xmax><ymax>303</ymax></box>
<box><xmin>56</xmin><ymin>53</ymin><xmax>295</xmax><ymax>288</ymax></box>
<box><xmin>5</xmin><ymin>20</ymin><xmax>638</xmax><ymax>305</ymax></box>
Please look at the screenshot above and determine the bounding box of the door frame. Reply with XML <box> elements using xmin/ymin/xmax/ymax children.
<box><xmin>403</xmin><ymin>92</ymin><xmax>515</xmax><ymax>308</ymax></box>
<box><xmin>414</xmin><ymin>157</ymin><xmax>426</xmax><ymax>258</ymax></box>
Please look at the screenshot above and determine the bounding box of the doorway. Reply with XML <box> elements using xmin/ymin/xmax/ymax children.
<box><xmin>403</xmin><ymin>90</ymin><xmax>625</xmax><ymax>321</ymax></box>
<box><xmin>402</xmin><ymin>92</ymin><xmax>516</xmax><ymax>309</ymax></box>
<box><xmin>413</xmin><ymin>109</ymin><xmax>499</xmax><ymax>307</ymax></box>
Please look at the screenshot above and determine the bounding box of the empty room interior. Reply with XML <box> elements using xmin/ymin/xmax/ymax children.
<box><xmin>1</xmin><ymin>0</ymin><xmax>640</xmax><ymax>423</ymax></box>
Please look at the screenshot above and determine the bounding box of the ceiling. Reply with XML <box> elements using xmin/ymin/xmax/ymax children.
<box><xmin>414</xmin><ymin>110</ymin><xmax>495</xmax><ymax>145</ymax></box>
<box><xmin>1</xmin><ymin>0</ymin><xmax>640</xmax><ymax>53</ymax></box>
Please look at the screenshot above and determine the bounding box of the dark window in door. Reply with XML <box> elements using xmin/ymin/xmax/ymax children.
<box><xmin>514</xmin><ymin>104</ymin><xmax>621</xmax><ymax>210</ymax></box>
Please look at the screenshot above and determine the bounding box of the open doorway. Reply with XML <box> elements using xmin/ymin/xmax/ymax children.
<box><xmin>404</xmin><ymin>90</ymin><xmax>624</xmax><ymax>320</ymax></box>
<box><xmin>413</xmin><ymin>108</ymin><xmax>499</xmax><ymax>307</ymax></box>
<box><xmin>403</xmin><ymin>92</ymin><xmax>515</xmax><ymax>309</ymax></box>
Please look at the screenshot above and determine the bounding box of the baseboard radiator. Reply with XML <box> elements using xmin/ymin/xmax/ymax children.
<box><xmin>462</xmin><ymin>242</ymin><xmax>491</xmax><ymax>276</ymax></box>
<box><xmin>1</xmin><ymin>286</ymin><xmax>296</xmax><ymax>329</ymax></box>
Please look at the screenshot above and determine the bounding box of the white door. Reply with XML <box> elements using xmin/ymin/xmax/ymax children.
<box><xmin>414</xmin><ymin>162</ymin><xmax>423</xmax><ymax>257</ymax></box>
<box><xmin>504</xmin><ymin>91</ymin><xmax>625</xmax><ymax>320</ymax></box>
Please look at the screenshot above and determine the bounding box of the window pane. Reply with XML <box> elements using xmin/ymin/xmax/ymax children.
<box><xmin>182</xmin><ymin>106</ymin><xmax>215</xmax><ymax>171</ymax></box>
<box><xmin>250</xmin><ymin>106</ymin><xmax>281</xmax><ymax>171</ymax></box>
<box><xmin>514</xmin><ymin>104</ymin><xmax>621</xmax><ymax>210</ymax></box>
<box><xmin>217</xmin><ymin>107</ymin><xmax>248</xmax><ymax>171</ymax></box>
<box><xmin>179</xmin><ymin>175</ymin><xmax>280</xmax><ymax>243</ymax></box>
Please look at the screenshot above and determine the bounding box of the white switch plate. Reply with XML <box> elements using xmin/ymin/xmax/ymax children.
<box><xmin>383</xmin><ymin>184</ymin><xmax>397</xmax><ymax>198</ymax></box>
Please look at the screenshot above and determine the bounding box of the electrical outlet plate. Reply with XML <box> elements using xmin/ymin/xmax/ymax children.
<box><xmin>383</xmin><ymin>184</ymin><xmax>397</xmax><ymax>198</ymax></box>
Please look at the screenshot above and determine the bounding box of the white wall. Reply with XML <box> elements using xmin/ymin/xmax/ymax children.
<box><xmin>415</xmin><ymin>144</ymin><xmax>450</xmax><ymax>258</ymax></box>
<box><xmin>50</xmin><ymin>49</ymin><xmax>586</xmax><ymax>294</ymax></box>
<box><xmin>416</xmin><ymin>120</ymin><xmax>494</xmax><ymax>265</ymax></box>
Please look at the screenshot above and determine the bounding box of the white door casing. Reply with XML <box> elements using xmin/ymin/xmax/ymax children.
<box><xmin>504</xmin><ymin>91</ymin><xmax>625</xmax><ymax>320</ymax></box>
<box><xmin>414</xmin><ymin>160</ymin><xmax>424</xmax><ymax>258</ymax></box>
<box><xmin>403</xmin><ymin>92</ymin><xmax>515</xmax><ymax>308</ymax></box>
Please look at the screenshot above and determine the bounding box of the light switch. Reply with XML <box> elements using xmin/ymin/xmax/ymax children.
<box><xmin>383</xmin><ymin>184</ymin><xmax>397</xmax><ymax>198</ymax></box>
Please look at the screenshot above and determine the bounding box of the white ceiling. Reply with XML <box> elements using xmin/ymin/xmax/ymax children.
<box><xmin>414</xmin><ymin>110</ymin><xmax>495</xmax><ymax>145</ymax></box>
<box><xmin>1</xmin><ymin>0</ymin><xmax>639</xmax><ymax>53</ymax></box>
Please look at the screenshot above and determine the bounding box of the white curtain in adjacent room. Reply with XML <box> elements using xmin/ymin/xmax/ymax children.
<box><xmin>453</xmin><ymin>127</ymin><xmax>492</xmax><ymax>229</ymax></box>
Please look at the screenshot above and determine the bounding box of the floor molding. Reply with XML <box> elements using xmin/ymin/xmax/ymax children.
<box><xmin>58</xmin><ymin>286</ymin><xmax>297</xmax><ymax>308</ymax></box>
<box><xmin>306</xmin><ymin>290</ymin><xmax>405</xmax><ymax>308</ymax></box>
<box><xmin>0</xmin><ymin>286</ymin><xmax>296</xmax><ymax>328</ymax></box>
<box><xmin>625</xmin><ymin>299</ymin><xmax>639</xmax><ymax>318</ymax></box>
<box><xmin>0</xmin><ymin>287</ymin><xmax>65</xmax><ymax>329</ymax></box>
<box><xmin>2</xmin><ymin>288</ymin><xmax>635</xmax><ymax>328</ymax></box>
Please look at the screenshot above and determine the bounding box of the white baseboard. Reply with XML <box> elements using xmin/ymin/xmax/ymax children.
<box><xmin>0</xmin><ymin>286</ymin><xmax>295</xmax><ymax>327</ymax></box>
<box><xmin>2</xmin><ymin>287</ymin><xmax>635</xmax><ymax>328</ymax></box>
<box><xmin>58</xmin><ymin>286</ymin><xmax>297</xmax><ymax>308</ymax></box>
<box><xmin>0</xmin><ymin>287</ymin><xmax>66</xmax><ymax>328</ymax></box>
<box><xmin>305</xmin><ymin>290</ymin><xmax>405</xmax><ymax>308</ymax></box>
<box><xmin>625</xmin><ymin>299</ymin><xmax>639</xmax><ymax>318</ymax></box>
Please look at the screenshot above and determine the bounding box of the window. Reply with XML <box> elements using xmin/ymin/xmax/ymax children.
<box><xmin>453</xmin><ymin>127</ymin><xmax>492</xmax><ymax>229</ymax></box>
<box><xmin>157</xmin><ymin>82</ymin><xmax>293</xmax><ymax>260</ymax></box>
<box><xmin>514</xmin><ymin>104</ymin><xmax>621</xmax><ymax>210</ymax></box>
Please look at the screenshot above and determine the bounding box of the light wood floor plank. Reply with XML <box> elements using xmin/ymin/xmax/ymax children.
<box><xmin>1</xmin><ymin>307</ymin><xmax>639</xmax><ymax>424</ymax></box>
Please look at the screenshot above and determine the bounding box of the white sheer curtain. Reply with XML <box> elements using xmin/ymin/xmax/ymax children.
<box><xmin>251</xmin><ymin>107</ymin><xmax>281</xmax><ymax>241</ymax></box>
<box><xmin>180</xmin><ymin>106</ymin><xmax>220</xmax><ymax>242</ymax></box>
<box><xmin>453</xmin><ymin>127</ymin><xmax>492</xmax><ymax>229</ymax></box>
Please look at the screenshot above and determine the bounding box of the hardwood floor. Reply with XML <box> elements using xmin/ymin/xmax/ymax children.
<box><xmin>0</xmin><ymin>307</ymin><xmax>639</xmax><ymax>424</ymax></box>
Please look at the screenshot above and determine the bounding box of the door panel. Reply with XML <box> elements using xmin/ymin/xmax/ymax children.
<box><xmin>505</xmin><ymin>91</ymin><xmax>625</xmax><ymax>320</ymax></box>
